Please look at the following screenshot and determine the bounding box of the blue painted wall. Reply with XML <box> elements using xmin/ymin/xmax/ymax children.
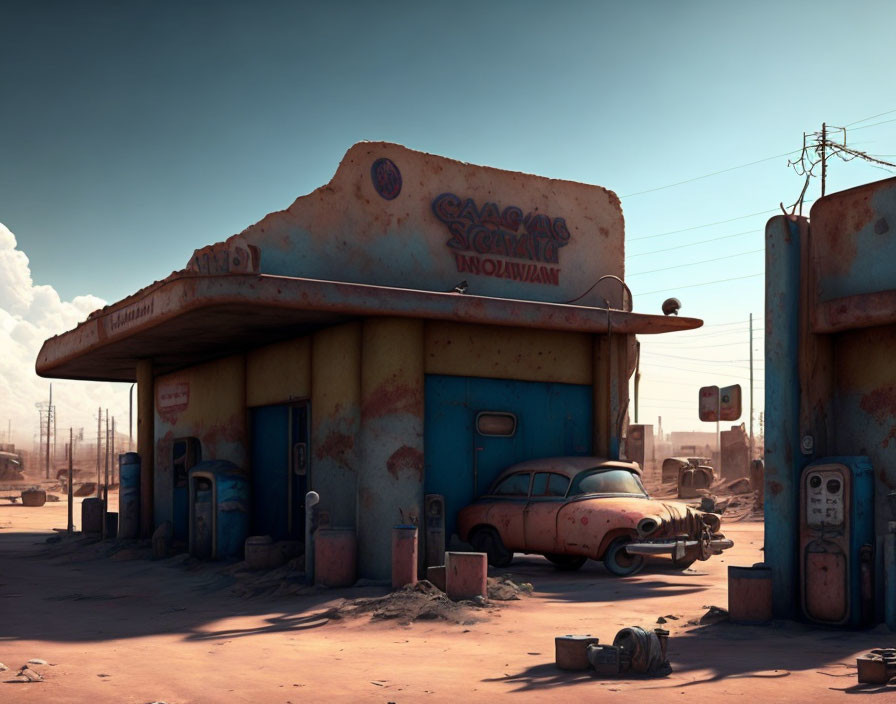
<box><xmin>423</xmin><ymin>374</ymin><xmax>593</xmax><ymax>539</ymax></box>
<box><xmin>764</xmin><ymin>215</ymin><xmax>806</xmax><ymax>616</ymax></box>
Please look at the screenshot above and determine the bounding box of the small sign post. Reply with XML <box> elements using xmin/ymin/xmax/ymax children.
<box><xmin>699</xmin><ymin>384</ymin><xmax>742</xmax><ymax>465</ymax></box>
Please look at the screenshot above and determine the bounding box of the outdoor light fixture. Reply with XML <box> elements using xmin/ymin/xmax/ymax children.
<box><xmin>661</xmin><ymin>298</ymin><xmax>681</xmax><ymax>316</ymax></box>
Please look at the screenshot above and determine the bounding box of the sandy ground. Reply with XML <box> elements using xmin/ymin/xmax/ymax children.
<box><xmin>0</xmin><ymin>488</ymin><xmax>893</xmax><ymax>703</ymax></box>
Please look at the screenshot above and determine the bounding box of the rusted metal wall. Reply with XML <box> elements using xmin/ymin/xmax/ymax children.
<box><xmin>223</xmin><ymin>142</ymin><xmax>626</xmax><ymax>310</ymax></box>
<box><xmin>423</xmin><ymin>321</ymin><xmax>592</xmax><ymax>385</ymax></box>
<box><xmin>358</xmin><ymin>318</ymin><xmax>425</xmax><ymax>580</ymax></box>
<box><xmin>311</xmin><ymin>322</ymin><xmax>361</xmax><ymax>530</ymax></box>
<box><xmin>153</xmin><ymin>355</ymin><xmax>247</xmax><ymax>528</ymax></box>
<box><xmin>246</xmin><ymin>337</ymin><xmax>311</xmax><ymax>407</ymax></box>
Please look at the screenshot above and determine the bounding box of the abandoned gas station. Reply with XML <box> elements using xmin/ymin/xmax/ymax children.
<box><xmin>765</xmin><ymin>176</ymin><xmax>896</xmax><ymax>629</ymax></box>
<box><xmin>35</xmin><ymin>141</ymin><xmax>702</xmax><ymax>580</ymax></box>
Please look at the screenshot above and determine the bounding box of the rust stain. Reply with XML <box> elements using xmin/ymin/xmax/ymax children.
<box><xmin>386</xmin><ymin>445</ymin><xmax>424</xmax><ymax>481</ymax></box>
<box><xmin>314</xmin><ymin>430</ymin><xmax>355</xmax><ymax>461</ymax></box>
<box><xmin>859</xmin><ymin>385</ymin><xmax>896</xmax><ymax>424</ymax></box>
<box><xmin>812</xmin><ymin>190</ymin><xmax>875</xmax><ymax>277</ymax></box>
<box><xmin>768</xmin><ymin>480</ymin><xmax>783</xmax><ymax>496</ymax></box>
<box><xmin>361</xmin><ymin>382</ymin><xmax>422</xmax><ymax>419</ymax></box>
<box><xmin>884</xmin><ymin>426</ymin><xmax>896</xmax><ymax>449</ymax></box>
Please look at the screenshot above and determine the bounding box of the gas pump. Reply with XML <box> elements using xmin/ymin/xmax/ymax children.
<box><xmin>799</xmin><ymin>456</ymin><xmax>874</xmax><ymax>627</ymax></box>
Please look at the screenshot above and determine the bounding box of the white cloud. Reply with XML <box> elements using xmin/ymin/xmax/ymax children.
<box><xmin>0</xmin><ymin>223</ymin><xmax>132</xmax><ymax>464</ymax></box>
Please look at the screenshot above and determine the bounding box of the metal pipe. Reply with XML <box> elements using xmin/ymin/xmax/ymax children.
<box><xmin>45</xmin><ymin>384</ymin><xmax>51</xmax><ymax>479</ymax></box>
<box><xmin>102</xmin><ymin>412</ymin><xmax>109</xmax><ymax>540</ymax></box>
<box><xmin>129</xmin><ymin>382</ymin><xmax>135</xmax><ymax>451</ymax></box>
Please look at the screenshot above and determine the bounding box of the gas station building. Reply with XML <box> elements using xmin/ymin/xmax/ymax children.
<box><xmin>36</xmin><ymin>142</ymin><xmax>700</xmax><ymax>579</ymax></box>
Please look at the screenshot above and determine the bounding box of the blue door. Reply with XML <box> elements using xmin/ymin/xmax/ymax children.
<box><xmin>424</xmin><ymin>375</ymin><xmax>592</xmax><ymax>539</ymax></box>
<box><xmin>250</xmin><ymin>403</ymin><xmax>309</xmax><ymax>541</ymax></box>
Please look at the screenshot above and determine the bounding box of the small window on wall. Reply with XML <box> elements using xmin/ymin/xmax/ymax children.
<box><xmin>173</xmin><ymin>437</ymin><xmax>201</xmax><ymax>489</ymax></box>
<box><xmin>476</xmin><ymin>412</ymin><xmax>517</xmax><ymax>437</ymax></box>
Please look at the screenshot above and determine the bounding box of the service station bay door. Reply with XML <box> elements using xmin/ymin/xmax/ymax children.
<box><xmin>424</xmin><ymin>375</ymin><xmax>593</xmax><ymax>540</ymax></box>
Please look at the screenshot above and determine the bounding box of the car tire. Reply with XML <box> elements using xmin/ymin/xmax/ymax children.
<box><xmin>544</xmin><ymin>553</ymin><xmax>587</xmax><ymax>571</ymax></box>
<box><xmin>603</xmin><ymin>537</ymin><xmax>646</xmax><ymax>577</ymax></box>
<box><xmin>469</xmin><ymin>527</ymin><xmax>513</xmax><ymax>568</ymax></box>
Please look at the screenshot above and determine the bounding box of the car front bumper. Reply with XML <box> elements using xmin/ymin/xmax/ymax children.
<box><xmin>624</xmin><ymin>536</ymin><xmax>734</xmax><ymax>561</ymax></box>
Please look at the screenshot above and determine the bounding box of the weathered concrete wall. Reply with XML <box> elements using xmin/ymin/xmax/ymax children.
<box><xmin>358</xmin><ymin>317</ymin><xmax>425</xmax><ymax>580</ymax></box>
<box><xmin>153</xmin><ymin>355</ymin><xmax>247</xmax><ymax>528</ymax></box>
<box><xmin>311</xmin><ymin>322</ymin><xmax>361</xmax><ymax>529</ymax></box>
<box><xmin>246</xmin><ymin>338</ymin><xmax>311</xmax><ymax>407</ymax></box>
<box><xmin>216</xmin><ymin>142</ymin><xmax>626</xmax><ymax>309</ymax></box>
<box><xmin>424</xmin><ymin>321</ymin><xmax>592</xmax><ymax>384</ymax></box>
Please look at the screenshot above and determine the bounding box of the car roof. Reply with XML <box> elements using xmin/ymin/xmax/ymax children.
<box><xmin>491</xmin><ymin>456</ymin><xmax>641</xmax><ymax>483</ymax></box>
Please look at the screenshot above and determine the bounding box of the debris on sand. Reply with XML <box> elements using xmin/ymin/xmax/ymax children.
<box><xmin>333</xmin><ymin>580</ymin><xmax>486</xmax><ymax>625</ymax></box>
<box><xmin>12</xmin><ymin>666</ymin><xmax>43</xmax><ymax>682</ymax></box>
<box><xmin>726</xmin><ymin>477</ymin><xmax>753</xmax><ymax>495</ymax></box>
<box><xmin>487</xmin><ymin>575</ymin><xmax>533</xmax><ymax>601</ymax></box>
<box><xmin>0</xmin><ymin>663</ymin><xmax>8</xmax><ymax>672</ymax></box>
<box><xmin>698</xmin><ymin>605</ymin><xmax>729</xmax><ymax>625</ymax></box>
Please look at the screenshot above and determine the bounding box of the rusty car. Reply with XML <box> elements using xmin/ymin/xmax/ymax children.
<box><xmin>457</xmin><ymin>456</ymin><xmax>733</xmax><ymax>575</ymax></box>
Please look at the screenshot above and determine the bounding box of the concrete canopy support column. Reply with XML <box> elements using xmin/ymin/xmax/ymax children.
<box><xmin>311</xmin><ymin>323</ymin><xmax>361</xmax><ymax>529</ymax></box>
<box><xmin>359</xmin><ymin>317</ymin><xmax>425</xmax><ymax>581</ymax></box>
<box><xmin>593</xmin><ymin>336</ymin><xmax>609</xmax><ymax>458</ymax></box>
<box><xmin>592</xmin><ymin>333</ymin><xmax>631</xmax><ymax>460</ymax></box>
<box><xmin>764</xmin><ymin>215</ymin><xmax>808</xmax><ymax>617</ymax></box>
<box><xmin>136</xmin><ymin>359</ymin><xmax>154</xmax><ymax>538</ymax></box>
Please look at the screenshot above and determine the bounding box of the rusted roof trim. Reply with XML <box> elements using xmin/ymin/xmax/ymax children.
<box><xmin>36</xmin><ymin>273</ymin><xmax>701</xmax><ymax>381</ymax></box>
<box><xmin>813</xmin><ymin>289</ymin><xmax>896</xmax><ymax>333</ymax></box>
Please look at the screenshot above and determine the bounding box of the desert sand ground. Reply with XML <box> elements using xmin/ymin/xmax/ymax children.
<box><xmin>0</xmin><ymin>486</ymin><xmax>892</xmax><ymax>703</ymax></box>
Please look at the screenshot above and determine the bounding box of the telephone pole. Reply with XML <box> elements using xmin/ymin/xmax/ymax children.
<box><xmin>749</xmin><ymin>313</ymin><xmax>754</xmax><ymax>459</ymax></box>
<box><xmin>820</xmin><ymin>122</ymin><xmax>827</xmax><ymax>197</ymax></box>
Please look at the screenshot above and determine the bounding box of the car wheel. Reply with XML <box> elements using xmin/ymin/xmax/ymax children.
<box><xmin>603</xmin><ymin>537</ymin><xmax>645</xmax><ymax>577</ymax></box>
<box><xmin>469</xmin><ymin>527</ymin><xmax>513</xmax><ymax>568</ymax></box>
<box><xmin>544</xmin><ymin>553</ymin><xmax>587</xmax><ymax>571</ymax></box>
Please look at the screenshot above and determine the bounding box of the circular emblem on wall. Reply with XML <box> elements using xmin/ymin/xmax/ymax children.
<box><xmin>371</xmin><ymin>158</ymin><xmax>402</xmax><ymax>200</ymax></box>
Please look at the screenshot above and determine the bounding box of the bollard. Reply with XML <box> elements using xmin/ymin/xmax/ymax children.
<box><xmin>728</xmin><ymin>564</ymin><xmax>773</xmax><ymax>623</ymax></box>
<box><xmin>81</xmin><ymin>497</ymin><xmax>104</xmax><ymax>534</ymax></box>
<box><xmin>392</xmin><ymin>525</ymin><xmax>418</xmax><ymax>589</ymax></box>
<box><xmin>304</xmin><ymin>491</ymin><xmax>320</xmax><ymax>585</ymax></box>
<box><xmin>445</xmin><ymin>551</ymin><xmax>487</xmax><ymax>601</ymax></box>
<box><xmin>316</xmin><ymin>528</ymin><xmax>358</xmax><ymax>587</ymax></box>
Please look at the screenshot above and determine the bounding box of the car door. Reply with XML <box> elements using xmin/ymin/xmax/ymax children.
<box><xmin>484</xmin><ymin>471</ymin><xmax>531</xmax><ymax>551</ymax></box>
<box><xmin>524</xmin><ymin>472</ymin><xmax>571</xmax><ymax>554</ymax></box>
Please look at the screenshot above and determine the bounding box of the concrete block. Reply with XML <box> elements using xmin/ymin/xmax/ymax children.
<box><xmin>445</xmin><ymin>551</ymin><xmax>486</xmax><ymax>601</ymax></box>
<box><xmin>427</xmin><ymin>565</ymin><xmax>446</xmax><ymax>592</ymax></box>
<box><xmin>728</xmin><ymin>564</ymin><xmax>773</xmax><ymax>623</ymax></box>
<box><xmin>555</xmin><ymin>634</ymin><xmax>599</xmax><ymax>670</ymax></box>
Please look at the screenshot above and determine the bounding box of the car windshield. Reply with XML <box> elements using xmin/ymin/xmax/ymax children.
<box><xmin>568</xmin><ymin>468</ymin><xmax>647</xmax><ymax>496</ymax></box>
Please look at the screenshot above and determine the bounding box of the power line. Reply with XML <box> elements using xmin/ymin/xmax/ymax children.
<box><xmin>619</xmin><ymin>149</ymin><xmax>802</xmax><ymax>198</ymax></box>
<box><xmin>633</xmin><ymin>272</ymin><xmax>762</xmax><ymax>297</ymax></box>
<box><xmin>846</xmin><ymin>107</ymin><xmax>896</xmax><ymax>127</ymax></box>
<box><xmin>849</xmin><ymin>117</ymin><xmax>896</xmax><ymax>132</ymax></box>
<box><xmin>629</xmin><ymin>210</ymin><xmax>777</xmax><ymax>242</ymax></box>
<box><xmin>627</xmin><ymin>248</ymin><xmax>763</xmax><ymax>278</ymax></box>
<box><xmin>627</xmin><ymin>228</ymin><xmax>758</xmax><ymax>259</ymax></box>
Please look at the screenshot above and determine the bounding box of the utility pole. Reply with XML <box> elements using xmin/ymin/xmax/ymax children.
<box><xmin>45</xmin><ymin>384</ymin><xmax>52</xmax><ymax>479</ymax></box>
<box><xmin>67</xmin><ymin>428</ymin><xmax>74</xmax><ymax>533</ymax></box>
<box><xmin>96</xmin><ymin>407</ymin><xmax>102</xmax><ymax>498</ymax></box>
<box><xmin>111</xmin><ymin>416</ymin><xmax>116</xmax><ymax>484</ymax></box>
<box><xmin>821</xmin><ymin>122</ymin><xmax>827</xmax><ymax>197</ymax></box>
<box><xmin>102</xmin><ymin>411</ymin><xmax>109</xmax><ymax>540</ymax></box>
<box><xmin>749</xmin><ymin>313</ymin><xmax>754</xmax><ymax>460</ymax></box>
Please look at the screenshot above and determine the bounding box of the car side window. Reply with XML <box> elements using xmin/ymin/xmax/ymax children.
<box><xmin>531</xmin><ymin>472</ymin><xmax>550</xmax><ymax>496</ymax></box>
<box><xmin>547</xmin><ymin>473</ymin><xmax>570</xmax><ymax>497</ymax></box>
<box><xmin>493</xmin><ymin>472</ymin><xmax>532</xmax><ymax>496</ymax></box>
<box><xmin>531</xmin><ymin>472</ymin><xmax>569</xmax><ymax>497</ymax></box>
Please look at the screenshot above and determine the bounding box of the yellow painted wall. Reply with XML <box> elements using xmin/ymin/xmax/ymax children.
<box><xmin>311</xmin><ymin>322</ymin><xmax>361</xmax><ymax>527</ymax></box>
<box><xmin>246</xmin><ymin>337</ymin><xmax>311</xmax><ymax>407</ymax></box>
<box><xmin>424</xmin><ymin>321</ymin><xmax>592</xmax><ymax>385</ymax></box>
<box><xmin>153</xmin><ymin>354</ymin><xmax>247</xmax><ymax>526</ymax></box>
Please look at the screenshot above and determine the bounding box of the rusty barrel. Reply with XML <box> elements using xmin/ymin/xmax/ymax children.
<box><xmin>391</xmin><ymin>525</ymin><xmax>418</xmax><ymax>589</ymax></box>
<box><xmin>728</xmin><ymin>564</ymin><xmax>773</xmax><ymax>623</ymax></box>
<box><xmin>315</xmin><ymin>528</ymin><xmax>357</xmax><ymax>587</ymax></box>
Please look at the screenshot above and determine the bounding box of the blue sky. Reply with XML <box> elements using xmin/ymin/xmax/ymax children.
<box><xmin>2</xmin><ymin>0</ymin><xmax>895</xmax><ymax>438</ymax></box>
